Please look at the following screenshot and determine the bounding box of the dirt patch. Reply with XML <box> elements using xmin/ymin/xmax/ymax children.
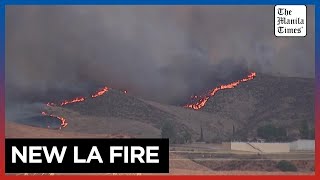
<box><xmin>194</xmin><ymin>159</ymin><xmax>314</xmax><ymax>172</ymax></box>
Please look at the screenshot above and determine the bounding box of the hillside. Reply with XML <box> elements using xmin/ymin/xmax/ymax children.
<box><xmin>8</xmin><ymin>74</ymin><xmax>314</xmax><ymax>142</ymax></box>
<box><xmin>45</xmin><ymin>89</ymin><xmax>235</xmax><ymax>141</ymax></box>
<box><xmin>200</xmin><ymin>74</ymin><xmax>314</xmax><ymax>139</ymax></box>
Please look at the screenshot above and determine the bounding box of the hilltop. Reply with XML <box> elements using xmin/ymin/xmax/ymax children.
<box><xmin>35</xmin><ymin>74</ymin><xmax>314</xmax><ymax>142</ymax></box>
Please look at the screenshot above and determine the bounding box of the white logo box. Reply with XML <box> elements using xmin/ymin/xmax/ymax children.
<box><xmin>274</xmin><ymin>5</ymin><xmax>307</xmax><ymax>37</ymax></box>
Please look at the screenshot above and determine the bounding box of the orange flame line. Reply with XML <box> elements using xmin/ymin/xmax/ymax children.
<box><xmin>41</xmin><ymin>111</ymin><xmax>68</xmax><ymax>129</ymax></box>
<box><xmin>185</xmin><ymin>72</ymin><xmax>256</xmax><ymax>110</ymax></box>
<box><xmin>91</xmin><ymin>86</ymin><xmax>109</xmax><ymax>98</ymax></box>
<box><xmin>60</xmin><ymin>97</ymin><xmax>85</xmax><ymax>106</ymax></box>
<box><xmin>43</xmin><ymin>85</ymin><xmax>128</xmax><ymax>129</ymax></box>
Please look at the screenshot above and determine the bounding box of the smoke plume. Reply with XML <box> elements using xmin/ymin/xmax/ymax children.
<box><xmin>6</xmin><ymin>6</ymin><xmax>315</xmax><ymax>106</ymax></box>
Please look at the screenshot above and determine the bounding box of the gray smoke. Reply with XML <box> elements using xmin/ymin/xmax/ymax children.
<box><xmin>6</xmin><ymin>6</ymin><xmax>315</xmax><ymax>106</ymax></box>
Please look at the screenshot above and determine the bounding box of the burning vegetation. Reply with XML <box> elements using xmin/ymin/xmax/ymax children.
<box><xmin>91</xmin><ymin>86</ymin><xmax>110</xmax><ymax>98</ymax></box>
<box><xmin>185</xmin><ymin>72</ymin><xmax>256</xmax><ymax>110</ymax></box>
<box><xmin>60</xmin><ymin>97</ymin><xmax>86</xmax><ymax>106</ymax></box>
<box><xmin>42</xmin><ymin>85</ymin><xmax>114</xmax><ymax>129</ymax></box>
<box><xmin>47</xmin><ymin>86</ymin><xmax>112</xmax><ymax>107</ymax></box>
<box><xmin>41</xmin><ymin>72</ymin><xmax>256</xmax><ymax>130</ymax></box>
<box><xmin>41</xmin><ymin>111</ymin><xmax>68</xmax><ymax>129</ymax></box>
<box><xmin>42</xmin><ymin>85</ymin><xmax>130</xmax><ymax>129</ymax></box>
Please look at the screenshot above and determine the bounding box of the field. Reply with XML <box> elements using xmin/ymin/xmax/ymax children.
<box><xmin>6</xmin><ymin>122</ymin><xmax>314</xmax><ymax>175</ymax></box>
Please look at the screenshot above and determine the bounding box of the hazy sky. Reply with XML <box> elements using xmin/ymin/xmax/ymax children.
<box><xmin>6</xmin><ymin>6</ymin><xmax>315</xmax><ymax>104</ymax></box>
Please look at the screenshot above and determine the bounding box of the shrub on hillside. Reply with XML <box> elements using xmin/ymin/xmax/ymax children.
<box><xmin>161</xmin><ymin>121</ymin><xmax>192</xmax><ymax>144</ymax></box>
<box><xmin>161</xmin><ymin>121</ymin><xmax>176</xmax><ymax>144</ymax></box>
<box><xmin>257</xmin><ymin>124</ymin><xmax>287</xmax><ymax>142</ymax></box>
<box><xmin>276</xmin><ymin>160</ymin><xmax>298</xmax><ymax>172</ymax></box>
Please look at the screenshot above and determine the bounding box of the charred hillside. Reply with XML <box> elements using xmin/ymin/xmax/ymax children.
<box><xmin>200</xmin><ymin>74</ymin><xmax>314</xmax><ymax>139</ymax></box>
<box><xmin>19</xmin><ymin>73</ymin><xmax>314</xmax><ymax>142</ymax></box>
<box><xmin>63</xmin><ymin>89</ymin><xmax>177</xmax><ymax>126</ymax></box>
<box><xmin>44</xmin><ymin>88</ymin><xmax>235</xmax><ymax>142</ymax></box>
<box><xmin>47</xmin><ymin>89</ymin><xmax>197</xmax><ymax>141</ymax></box>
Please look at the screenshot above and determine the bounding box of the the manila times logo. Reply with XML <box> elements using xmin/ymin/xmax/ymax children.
<box><xmin>275</xmin><ymin>5</ymin><xmax>307</xmax><ymax>37</ymax></box>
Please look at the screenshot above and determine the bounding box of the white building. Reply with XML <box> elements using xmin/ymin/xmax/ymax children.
<box><xmin>290</xmin><ymin>139</ymin><xmax>315</xmax><ymax>151</ymax></box>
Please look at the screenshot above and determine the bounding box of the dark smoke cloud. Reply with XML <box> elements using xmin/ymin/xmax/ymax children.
<box><xmin>6</xmin><ymin>6</ymin><xmax>315</xmax><ymax>106</ymax></box>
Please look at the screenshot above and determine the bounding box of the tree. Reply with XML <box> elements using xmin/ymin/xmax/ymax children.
<box><xmin>310</xmin><ymin>128</ymin><xmax>315</xmax><ymax>139</ymax></box>
<box><xmin>257</xmin><ymin>124</ymin><xmax>287</xmax><ymax>142</ymax></box>
<box><xmin>181</xmin><ymin>130</ymin><xmax>192</xmax><ymax>144</ymax></box>
<box><xmin>199</xmin><ymin>126</ymin><xmax>204</xmax><ymax>141</ymax></box>
<box><xmin>299</xmin><ymin>120</ymin><xmax>315</xmax><ymax>139</ymax></box>
<box><xmin>161</xmin><ymin>121</ymin><xmax>176</xmax><ymax>144</ymax></box>
<box><xmin>232</xmin><ymin>125</ymin><xmax>235</xmax><ymax>138</ymax></box>
<box><xmin>161</xmin><ymin>121</ymin><xmax>193</xmax><ymax>144</ymax></box>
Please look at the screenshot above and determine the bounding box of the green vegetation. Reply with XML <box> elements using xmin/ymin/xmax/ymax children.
<box><xmin>299</xmin><ymin>120</ymin><xmax>314</xmax><ymax>139</ymax></box>
<box><xmin>161</xmin><ymin>121</ymin><xmax>176</xmax><ymax>144</ymax></box>
<box><xmin>181</xmin><ymin>130</ymin><xmax>192</xmax><ymax>143</ymax></box>
<box><xmin>197</xmin><ymin>126</ymin><xmax>204</xmax><ymax>142</ymax></box>
<box><xmin>310</xmin><ymin>128</ymin><xmax>315</xmax><ymax>139</ymax></box>
<box><xmin>276</xmin><ymin>160</ymin><xmax>298</xmax><ymax>172</ymax></box>
<box><xmin>161</xmin><ymin>121</ymin><xmax>192</xmax><ymax>144</ymax></box>
<box><xmin>257</xmin><ymin>124</ymin><xmax>287</xmax><ymax>142</ymax></box>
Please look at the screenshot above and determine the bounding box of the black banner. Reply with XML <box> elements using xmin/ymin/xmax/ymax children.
<box><xmin>5</xmin><ymin>138</ymin><xmax>169</xmax><ymax>173</ymax></box>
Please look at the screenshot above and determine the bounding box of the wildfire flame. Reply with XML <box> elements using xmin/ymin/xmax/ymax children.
<box><xmin>91</xmin><ymin>86</ymin><xmax>109</xmax><ymax>98</ymax></box>
<box><xmin>43</xmin><ymin>85</ymin><xmax>128</xmax><ymax>129</ymax></box>
<box><xmin>41</xmin><ymin>111</ymin><xmax>68</xmax><ymax>129</ymax></box>
<box><xmin>185</xmin><ymin>72</ymin><xmax>256</xmax><ymax>110</ymax></box>
<box><xmin>60</xmin><ymin>97</ymin><xmax>85</xmax><ymax>106</ymax></box>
